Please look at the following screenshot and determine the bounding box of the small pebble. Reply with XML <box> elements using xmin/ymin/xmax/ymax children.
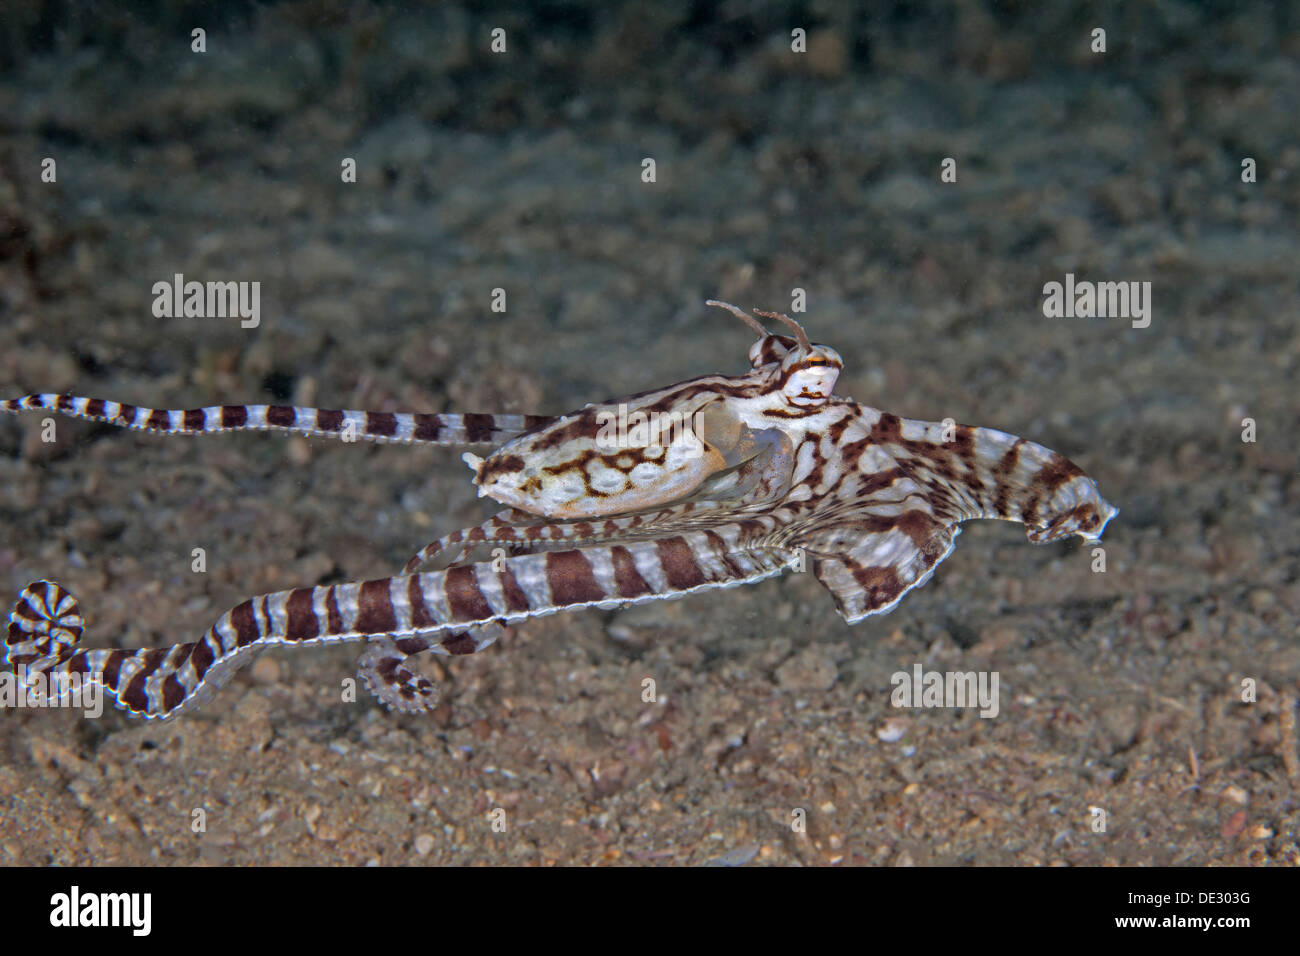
<box><xmin>877</xmin><ymin>717</ymin><xmax>909</xmax><ymax>742</ymax></box>
<box><xmin>1221</xmin><ymin>785</ymin><xmax>1249</xmax><ymax>806</ymax></box>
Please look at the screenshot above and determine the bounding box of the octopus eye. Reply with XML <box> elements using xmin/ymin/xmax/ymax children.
<box><xmin>805</xmin><ymin>357</ymin><xmax>830</xmax><ymax>366</ymax></box>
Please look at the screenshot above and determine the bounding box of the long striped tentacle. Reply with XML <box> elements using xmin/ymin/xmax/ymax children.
<box><xmin>404</xmin><ymin>510</ymin><xmax>534</xmax><ymax>573</ymax></box>
<box><xmin>403</xmin><ymin>495</ymin><xmax>792</xmax><ymax>574</ymax></box>
<box><xmin>402</xmin><ymin>506</ymin><xmax>719</xmax><ymax>574</ymax></box>
<box><xmin>6</xmin><ymin>530</ymin><xmax>795</xmax><ymax>720</ymax></box>
<box><xmin>1</xmin><ymin>394</ymin><xmax>553</xmax><ymax>446</ymax></box>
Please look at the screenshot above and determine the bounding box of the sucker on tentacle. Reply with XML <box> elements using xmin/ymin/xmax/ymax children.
<box><xmin>3</xmin><ymin>299</ymin><xmax>1116</xmax><ymax>720</ymax></box>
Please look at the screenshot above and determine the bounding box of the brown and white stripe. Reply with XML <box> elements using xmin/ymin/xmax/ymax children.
<box><xmin>403</xmin><ymin>493</ymin><xmax>779</xmax><ymax>574</ymax></box>
<box><xmin>2</xmin><ymin>394</ymin><xmax>550</xmax><ymax>447</ymax></box>
<box><xmin>5</xmin><ymin>529</ymin><xmax>795</xmax><ymax>720</ymax></box>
